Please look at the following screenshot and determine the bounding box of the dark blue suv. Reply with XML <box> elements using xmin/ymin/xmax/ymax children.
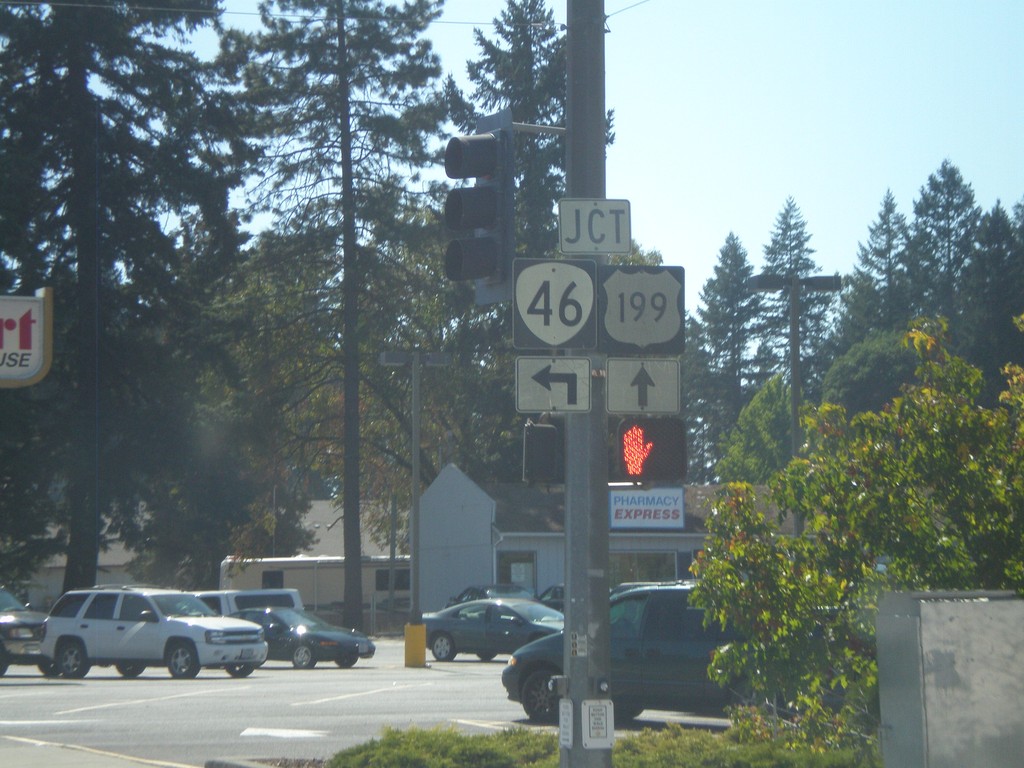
<box><xmin>501</xmin><ymin>581</ymin><xmax>735</xmax><ymax>722</ymax></box>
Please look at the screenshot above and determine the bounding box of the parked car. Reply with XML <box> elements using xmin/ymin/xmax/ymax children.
<box><xmin>0</xmin><ymin>587</ymin><xmax>51</xmax><ymax>676</ymax></box>
<box><xmin>445</xmin><ymin>584</ymin><xmax>536</xmax><ymax>607</ymax></box>
<box><xmin>41</xmin><ymin>587</ymin><xmax>267</xmax><ymax>679</ymax></box>
<box><xmin>423</xmin><ymin>598</ymin><xmax>563</xmax><ymax>662</ymax></box>
<box><xmin>501</xmin><ymin>581</ymin><xmax>736</xmax><ymax>722</ymax></box>
<box><xmin>194</xmin><ymin>588</ymin><xmax>303</xmax><ymax>615</ymax></box>
<box><xmin>231</xmin><ymin>606</ymin><xmax>375</xmax><ymax>669</ymax></box>
<box><xmin>537</xmin><ymin>584</ymin><xmax>564</xmax><ymax>611</ymax></box>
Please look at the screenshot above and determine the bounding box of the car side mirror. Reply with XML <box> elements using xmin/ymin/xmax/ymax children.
<box><xmin>140</xmin><ymin>610</ymin><xmax>157</xmax><ymax>623</ymax></box>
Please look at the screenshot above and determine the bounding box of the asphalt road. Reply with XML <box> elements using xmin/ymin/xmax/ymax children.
<box><xmin>0</xmin><ymin>638</ymin><xmax>727</xmax><ymax>766</ymax></box>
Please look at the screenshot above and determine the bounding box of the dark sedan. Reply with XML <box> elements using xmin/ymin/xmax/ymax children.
<box><xmin>423</xmin><ymin>598</ymin><xmax>563</xmax><ymax>662</ymax></box>
<box><xmin>232</xmin><ymin>607</ymin><xmax>375</xmax><ymax>669</ymax></box>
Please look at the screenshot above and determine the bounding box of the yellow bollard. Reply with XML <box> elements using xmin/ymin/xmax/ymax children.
<box><xmin>404</xmin><ymin>622</ymin><xmax>427</xmax><ymax>667</ymax></box>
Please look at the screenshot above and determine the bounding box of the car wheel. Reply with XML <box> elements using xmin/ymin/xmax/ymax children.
<box><xmin>429</xmin><ymin>632</ymin><xmax>456</xmax><ymax>662</ymax></box>
<box><xmin>56</xmin><ymin>638</ymin><xmax>91</xmax><ymax>679</ymax></box>
<box><xmin>115</xmin><ymin>662</ymin><xmax>146</xmax><ymax>678</ymax></box>
<box><xmin>291</xmin><ymin>643</ymin><xmax>316</xmax><ymax>669</ymax></box>
<box><xmin>476</xmin><ymin>652</ymin><xmax>497</xmax><ymax>662</ymax></box>
<box><xmin>225</xmin><ymin>664</ymin><xmax>254</xmax><ymax>678</ymax></box>
<box><xmin>166</xmin><ymin>640</ymin><xmax>200</xmax><ymax>679</ymax></box>
<box><xmin>334</xmin><ymin>654</ymin><xmax>358</xmax><ymax>669</ymax></box>
<box><xmin>521</xmin><ymin>668</ymin><xmax>558</xmax><ymax>723</ymax></box>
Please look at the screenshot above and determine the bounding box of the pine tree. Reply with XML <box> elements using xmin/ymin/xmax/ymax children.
<box><xmin>834</xmin><ymin>190</ymin><xmax>912</xmax><ymax>352</ymax></box>
<box><xmin>757</xmin><ymin>198</ymin><xmax>837</xmax><ymax>400</ymax></box>
<box><xmin>961</xmin><ymin>202</ymin><xmax>1024</xmax><ymax>404</ymax></box>
<box><xmin>451</xmin><ymin>0</ymin><xmax>568</xmax><ymax>261</ymax></box>
<box><xmin>0</xmin><ymin>1</ymin><xmax>251</xmax><ymax>590</ymax></box>
<box><xmin>237</xmin><ymin>0</ymin><xmax>444</xmax><ymax>627</ymax></box>
<box><xmin>696</xmin><ymin>233</ymin><xmax>759</xmax><ymax>479</ymax></box>
<box><xmin>906</xmin><ymin>160</ymin><xmax>981</xmax><ymax>323</ymax></box>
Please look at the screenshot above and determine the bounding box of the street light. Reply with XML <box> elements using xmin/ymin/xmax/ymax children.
<box><xmin>379</xmin><ymin>350</ymin><xmax>451</xmax><ymax>667</ymax></box>
<box><xmin>747</xmin><ymin>273</ymin><xmax>841</xmax><ymax>532</ymax></box>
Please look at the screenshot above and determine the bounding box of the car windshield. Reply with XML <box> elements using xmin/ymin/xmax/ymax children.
<box><xmin>514</xmin><ymin>602</ymin><xmax>564</xmax><ymax>623</ymax></box>
<box><xmin>0</xmin><ymin>589</ymin><xmax>27</xmax><ymax>611</ymax></box>
<box><xmin>274</xmin><ymin>608</ymin><xmax>332</xmax><ymax>630</ymax></box>
<box><xmin>152</xmin><ymin>593</ymin><xmax>218</xmax><ymax>618</ymax></box>
<box><xmin>488</xmin><ymin>586</ymin><xmax>534</xmax><ymax>599</ymax></box>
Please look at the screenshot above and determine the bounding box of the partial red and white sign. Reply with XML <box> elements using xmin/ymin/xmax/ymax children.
<box><xmin>0</xmin><ymin>288</ymin><xmax>53</xmax><ymax>387</ymax></box>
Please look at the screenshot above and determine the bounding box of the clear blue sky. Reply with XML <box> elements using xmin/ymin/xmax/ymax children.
<box><xmin>433</xmin><ymin>0</ymin><xmax>1024</xmax><ymax>313</ymax></box>
<box><xmin>217</xmin><ymin>1</ymin><xmax>1024</xmax><ymax>314</ymax></box>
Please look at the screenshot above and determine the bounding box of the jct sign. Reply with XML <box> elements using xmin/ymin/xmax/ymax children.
<box><xmin>0</xmin><ymin>288</ymin><xmax>53</xmax><ymax>388</ymax></box>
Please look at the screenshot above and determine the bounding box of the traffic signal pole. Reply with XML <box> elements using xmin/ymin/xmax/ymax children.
<box><xmin>563</xmin><ymin>2</ymin><xmax>611</xmax><ymax>766</ymax></box>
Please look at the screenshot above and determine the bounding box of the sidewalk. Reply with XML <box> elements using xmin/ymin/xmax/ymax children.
<box><xmin>1</xmin><ymin>736</ymin><xmax>266</xmax><ymax>768</ymax></box>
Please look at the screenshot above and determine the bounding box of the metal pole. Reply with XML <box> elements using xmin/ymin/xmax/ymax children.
<box><xmin>410</xmin><ymin>351</ymin><xmax>422</xmax><ymax>625</ymax></box>
<box><xmin>564</xmin><ymin>2</ymin><xmax>611</xmax><ymax>766</ymax></box>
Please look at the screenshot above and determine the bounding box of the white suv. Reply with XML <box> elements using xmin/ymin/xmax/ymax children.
<box><xmin>41</xmin><ymin>587</ymin><xmax>267</xmax><ymax>679</ymax></box>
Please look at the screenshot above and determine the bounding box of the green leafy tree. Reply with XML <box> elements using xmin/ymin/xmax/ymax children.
<box><xmin>821</xmin><ymin>330</ymin><xmax>917</xmax><ymax>416</ymax></box>
<box><xmin>694</xmin><ymin>317</ymin><xmax>1024</xmax><ymax>750</ymax></box>
<box><xmin>714</xmin><ymin>375</ymin><xmax>791</xmax><ymax>484</ymax></box>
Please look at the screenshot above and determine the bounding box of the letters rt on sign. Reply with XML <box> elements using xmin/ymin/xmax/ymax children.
<box><xmin>558</xmin><ymin>199</ymin><xmax>631</xmax><ymax>255</ymax></box>
<box><xmin>0</xmin><ymin>287</ymin><xmax>53</xmax><ymax>388</ymax></box>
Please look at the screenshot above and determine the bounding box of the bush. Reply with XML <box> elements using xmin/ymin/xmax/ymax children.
<box><xmin>326</xmin><ymin>725</ymin><xmax>881</xmax><ymax>768</ymax></box>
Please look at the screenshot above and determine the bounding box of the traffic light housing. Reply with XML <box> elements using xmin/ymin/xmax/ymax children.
<box><xmin>523</xmin><ymin>421</ymin><xmax>564</xmax><ymax>484</ymax></box>
<box><xmin>613</xmin><ymin>417</ymin><xmax>687</xmax><ymax>483</ymax></box>
<box><xmin>443</xmin><ymin>109</ymin><xmax>515</xmax><ymax>305</ymax></box>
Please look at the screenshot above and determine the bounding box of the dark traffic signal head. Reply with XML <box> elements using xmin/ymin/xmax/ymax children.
<box><xmin>522</xmin><ymin>421</ymin><xmax>563</xmax><ymax>484</ymax></box>
<box><xmin>613</xmin><ymin>417</ymin><xmax>687</xmax><ymax>483</ymax></box>
<box><xmin>443</xmin><ymin>109</ymin><xmax>515</xmax><ymax>304</ymax></box>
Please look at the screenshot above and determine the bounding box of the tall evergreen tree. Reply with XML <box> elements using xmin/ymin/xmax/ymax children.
<box><xmin>833</xmin><ymin>190</ymin><xmax>911</xmax><ymax>352</ymax></box>
<box><xmin>0</xmin><ymin>1</ymin><xmax>252</xmax><ymax>590</ymax></box>
<box><xmin>757</xmin><ymin>198</ymin><xmax>837</xmax><ymax>400</ymax></box>
<box><xmin>237</xmin><ymin>0</ymin><xmax>444</xmax><ymax>627</ymax></box>
<box><xmin>696</xmin><ymin>233</ymin><xmax>759</xmax><ymax>479</ymax></box>
<box><xmin>961</xmin><ymin>202</ymin><xmax>1024</xmax><ymax>404</ymax></box>
<box><xmin>906</xmin><ymin>160</ymin><xmax>980</xmax><ymax>323</ymax></box>
<box><xmin>452</xmin><ymin>0</ymin><xmax>567</xmax><ymax>260</ymax></box>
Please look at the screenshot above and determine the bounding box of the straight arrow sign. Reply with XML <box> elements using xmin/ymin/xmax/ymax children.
<box><xmin>516</xmin><ymin>357</ymin><xmax>591</xmax><ymax>413</ymax></box>
<box><xmin>630</xmin><ymin>364</ymin><xmax>655</xmax><ymax>408</ymax></box>
<box><xmin>606</xmin><ymin>358</ymin><xmax>680</xmax><ymax>414</ymax></box>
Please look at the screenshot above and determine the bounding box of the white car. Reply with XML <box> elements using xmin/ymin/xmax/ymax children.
<box><xmin>41</xmin><ymin>587</ymin><xmax>267</xmax><ymax>679</ymax></box>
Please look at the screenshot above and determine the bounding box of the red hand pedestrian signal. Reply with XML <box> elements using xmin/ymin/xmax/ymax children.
<box><xmin>621</xmin><ymin>423</ymin><xmax>653</xmax><ymax>477</ymax></box>
<box><xmin>613</xmin><ymin>417</ymin><xmax>687</xmax><ymax>483</ymax></box>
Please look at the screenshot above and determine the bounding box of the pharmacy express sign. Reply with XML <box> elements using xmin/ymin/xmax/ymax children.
<box><xmin>0</xmin><ymin>288</ymin><xmax>53</xmax><ymax>388</ymax></box>
<box><xmin>608</xmin><ymin>487</ymin><xmax>684</xmax><ymax>531</ymax></box>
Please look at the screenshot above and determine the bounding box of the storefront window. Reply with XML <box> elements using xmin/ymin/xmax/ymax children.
<box><xmin>609</xmin><ymin>551</ymin><xmax>676</xmax><ymax>587</ymax></box>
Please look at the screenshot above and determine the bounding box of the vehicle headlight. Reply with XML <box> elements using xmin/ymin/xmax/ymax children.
<box><xmin>2</xmin><ymin>626</ymin><xmax>35</xmax><ymax>640</ymax></box>
<box><xmin>205</xmin><ymin>630</ymin><xmax>228</xmax><ymax>645</ymax></box>
<box><xmin>506</xmin><ymin>656</ymin><xmax>517</xmax><ymax>667</ymax></box>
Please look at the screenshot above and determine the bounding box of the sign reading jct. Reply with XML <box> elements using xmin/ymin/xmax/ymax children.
<box><xmin>559</xmin><ymin>199</ymin><xmax>631</xmax><ymax>255</ymax></box>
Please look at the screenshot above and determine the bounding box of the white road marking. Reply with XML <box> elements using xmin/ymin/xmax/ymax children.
<box><xmin>293</xmin><ymin>681</ymin><xmax>433</xmax><ymax>706</ymax></box>
<box><xmin>241</xmin><ymin>727</ymin><xmax>328</xmax><ymax>739</ymax></box>
<box><xmin>56</xmin><ymin>686</ymin><xmax>251</xmax><ymax>714</ymax></box>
